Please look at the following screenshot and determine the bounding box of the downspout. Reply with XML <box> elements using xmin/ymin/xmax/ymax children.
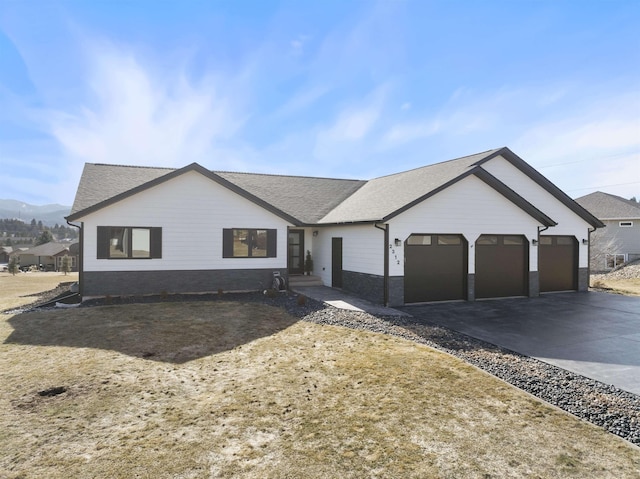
<box><xmin>536</xmin><ymin>225</ymin><xmax>550</xmax><ymax>295</ymax></box>
<box><xmin>587</xmin><ymin>226</ymin><xmax>596</xmax><ymax>279</ymax></box>
<box><xmin>374</xmin><ymin>223</ymin><xmax>389</xmax><ymax>306</ymax></box>
<box><xmin>66</xmin><ymin>220</ymin><xmax>82</xmax><ymax>297</ymax></box>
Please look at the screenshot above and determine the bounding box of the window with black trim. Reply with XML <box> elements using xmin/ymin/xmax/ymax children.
<box><xmin>223</xmin><ymin>228</ymin><xmax>277</xmax><ymax>258</ymax></box>
<box><xmin>97</xmin><ymin>226</ymin><xmax>162</xmax><ymax>259</ymax></box>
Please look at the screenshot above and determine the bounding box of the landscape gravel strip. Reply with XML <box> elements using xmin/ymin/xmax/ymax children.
<box><xmin>10</xmin><ymin>288</ymin><xmax>640</xmax><ymax>446</ymax></box>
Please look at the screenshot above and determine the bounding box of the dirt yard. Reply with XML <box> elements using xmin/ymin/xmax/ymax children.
<box><xmin>1</xmin><ymin>274</ymin><xmax>639</xmax><ymax>478</ymax></box>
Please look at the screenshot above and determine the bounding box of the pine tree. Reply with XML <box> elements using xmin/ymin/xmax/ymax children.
<box><xmin>36</xmin><ymin>230</ymin><xmax>54</xmax><ymax>245</ymax></box>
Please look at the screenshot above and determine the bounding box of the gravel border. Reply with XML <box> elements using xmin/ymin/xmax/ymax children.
<box><xmin>10</xmin><ymin>288</ymin><xmax>640</xmax><ymax>446</ymax></box>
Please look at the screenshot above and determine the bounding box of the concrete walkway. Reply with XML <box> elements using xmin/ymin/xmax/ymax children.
<box><xmin>401</xmin><ymin>292</ymin><xmax>640</xmax><ymax>396</ymax></box>
<box><xmin>290</xmin><ymin>285</ymin><xmax>409</xmax><ymax>317</ymax></box>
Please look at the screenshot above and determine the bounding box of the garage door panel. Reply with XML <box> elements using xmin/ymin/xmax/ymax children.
<box><xmin>475</xmin><ymin>235</ymin><xmax>528</xmax><ymax>299</ymax></box>
<box><xmin>539</xmin><ymin>236</ymin><xmax>577</xmax><ymax>292</ymax></box>
<box><xmin>405</xmin><ymin>234</ymin><xmax>466</xmax><ymax>303</ymax></box>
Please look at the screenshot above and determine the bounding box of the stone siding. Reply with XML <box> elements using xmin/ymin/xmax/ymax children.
<box><xmin>82</xmin><ymin>269</ymin><xmax>287</xmax><ymax>297</ymax></box>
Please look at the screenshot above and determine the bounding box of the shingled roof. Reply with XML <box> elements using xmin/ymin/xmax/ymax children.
<box><xmin>67</xmin><ymin>147</ymin><xmax>603</xmax><ymax>228</ymax></box>
<box><xmin>319</xmin><ymin>149</ymin><xmax>500</xmax><ymax>223</ymax></box>
<box><xmin>68</xmin><ymin>163</ymin><xmax>366</xmax><ymax>224</ymax></box>
<box><xmin>14</xmin><ymin>242</ymin><xmax>76</xmax><ymax>257</ymax></box>
<box><xmin>575</xmin><ymin>191</ymin><xmax>640</xmax><ymax>220</ymax></box>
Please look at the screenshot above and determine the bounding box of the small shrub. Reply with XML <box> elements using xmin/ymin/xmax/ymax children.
<box><xmin>105</xmin><ymin>295</ymin><xmax>113</xmax><ymax>305</ymax></box>
<box><xmin>8</xmin><ymin>256</ymin><xmax>19</xmax><ymax>276</ymax></box>
<box><xmin>266</xmin><ymin>288</ymin><xmax>278</xmax><ymax>298</ymax></box>
<box><xmin>297</xmin><ymin>294</ymin><xmax>307</xmax><ymax>306</ymax></box>
<box><xmin>160</xmin><ymin>290</ymin><xmax>169</xmax><ymax>301</ymax></box>
<box><xmin>217</xmin><ymin>288</ymin><xmax>224</xmax><ymax>296</ymax></box>
<box><xmin>60</xmin><ymin>255</ymin><xmax>72</xmax><ymax>275</ymax></box>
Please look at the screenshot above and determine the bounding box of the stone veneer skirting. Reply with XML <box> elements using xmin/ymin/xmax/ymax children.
<box><xmin>342</xmin><ymin>270</ymin><xmax>384</xmax><ymax>305</ymax></box>
<box><xmin>528</xmin><ymin>271</ymin><xmax>540</xmax><ymax>297</ymax></box>
<box><xmin>388</xmin><ymin>276</ymin><xmax>404</xmax><ymax>307</ymax></box>
<box><xmin>578</xmin><ymin>267</ymin><xmax>589</xmax><ymax>292</ymax></box>
<box><xmin>82</xmin><ymin>268</ymin><xmax>288</xmax><ymax>297</ymax></box>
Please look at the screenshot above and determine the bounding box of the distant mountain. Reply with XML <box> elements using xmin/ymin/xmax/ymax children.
<box><xmin>0</xmin><ymin>199</ymin><xmax>71</xmax><ymax>227</ymax></box>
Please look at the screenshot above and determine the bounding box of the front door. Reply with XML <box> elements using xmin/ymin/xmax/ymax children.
<box><xmin>332</xmin><ymin>237</ymin><xmax>343</xmax><ymax>288</ymax></box>
<box><xmin>288</xmin><ymin>230</ymin><xmax>305</xmax><ymax>275</ymax></box>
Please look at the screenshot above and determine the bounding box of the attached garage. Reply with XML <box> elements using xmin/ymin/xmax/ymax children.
<box><xmin>404</xmin><ymin>234</ymin><xmax>467</xmax><ymax>303</ymax></box>
<box><xmin>539</xmin><ymin>235</ymin><xmax>578</xmax><ymax>292</ymax></box>
<box><xmin>475</xmin><ymin>235</ymin><xmax>528</xmax><ymax>299</ymax></box>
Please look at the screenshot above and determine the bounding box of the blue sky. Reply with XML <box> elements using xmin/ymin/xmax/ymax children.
<box><xmin>1</xmin><ymin>0</ymin><xmax>639</xmax><ymax>207</ymax></box>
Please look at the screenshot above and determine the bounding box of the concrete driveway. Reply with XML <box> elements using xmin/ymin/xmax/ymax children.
<box><xmin>401</xmin><ymin>292</ymin><xmax>640</xmax><ymax>395</ymax></box>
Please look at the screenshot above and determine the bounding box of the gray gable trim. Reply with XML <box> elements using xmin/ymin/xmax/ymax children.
<box><xmin>66</xmin><ymin>163</ymin><xmax>300</xmax><ymax>225</ymax></box>
<box><xmin>382</xmin><ymin>167</ymin><xmax>557</xmax><ymax>227</ymax></box>
<box><xmin>475</xmin><ymin>148</ymin><xmax>605</xmax><ymax>228</ymax></box>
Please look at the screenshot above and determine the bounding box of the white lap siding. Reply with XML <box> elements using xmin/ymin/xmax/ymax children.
<box><xmin>388</xmin><ymin>175</ymin><xmax>543</xmax><ymax>278</ymax></box>
<box><xmin>313</xmin><ymin>224</ymin><xmax>384</xmax><ymax>287</ymax></box>
<box><xmin>80</xmin><ymin>170</ymin><xmax>291</xmax><ymax>272</ymax></box>
<box><xmin>481</xmin><ymin>155</ymin><xmax>592</xmax><ymax>268</ymax></box>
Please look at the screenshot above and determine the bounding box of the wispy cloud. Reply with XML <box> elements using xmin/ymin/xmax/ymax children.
<box><xmin>47</xmin><ymin>40</ymin><xmax>246</xmax><ymax>169</ymax></box>
<box><xmin>312</xmin><ymin>86</ymin><xmax>387</xmax><ymax>163</ymax></box>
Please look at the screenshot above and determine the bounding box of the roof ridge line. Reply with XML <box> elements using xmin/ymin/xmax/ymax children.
<box><xmin>216</xmin><ymin>170</ymin><xmax>365</xmax><ymax>182</ymax></box>
<box><xmin>369</xmin><ymin>147</ymin><xmax>503</xmax><ymax>181</ymax></box>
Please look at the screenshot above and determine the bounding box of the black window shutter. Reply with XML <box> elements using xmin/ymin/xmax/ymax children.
<box><xmin>222</xmin><ymin>229</ymin><xmax>234</xmax><ymax>258</ymax></box>
<box><xmin>150</xmin><ymin>227</ymin><xmax>162</xmax><ymax>258</ymax></box>
<box><xmin>97</xmin><ymin>227</ymin><xmax>110</xmax><ymax>259</ymax></box>
<box><xmin>267</xmin><ymin>229</ymin><xmax>277</xmax><ymax>257</ymax></box>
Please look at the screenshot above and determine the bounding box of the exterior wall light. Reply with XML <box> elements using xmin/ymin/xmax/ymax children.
<box><xmin>531</xmin><ymin>239</ymin><xmax>538</xmax><ymax>246</ymax></box>
<box><xmin>313</xmin><ymin>230</ymin><xmax>319</xmax><ymax>237</ymax></box>
<box><xmin>394</xmin><ymin>238</ymin><xmax>402</xmax><ymax>246</ymax></box>
<box><xmin>582</xmin><ymin>239</ymin><xmax>588</xmax><ymax>245</ymax></box>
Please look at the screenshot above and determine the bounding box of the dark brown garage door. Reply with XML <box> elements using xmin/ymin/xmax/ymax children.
<box><xmin>539</xmin><ymin>236</ymin><xmax>578</xmax><ymax>292</ymax></box>
<box><xmin>475</xmin><ymin>235</ymin><xmax>528</xmax><ymax>299</ymax></box>
<box><xmin>404</xmin><ymin>234</ymin><xmax>467</xmax><ymax>303</ymax></box>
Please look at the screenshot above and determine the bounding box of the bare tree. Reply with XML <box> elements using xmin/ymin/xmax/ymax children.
<box><xmin>589</xmin><ymin>229</ymin><xmax>623</xmax><ymax>273</ymax></box>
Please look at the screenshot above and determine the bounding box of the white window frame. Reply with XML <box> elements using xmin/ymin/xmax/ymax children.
<box><xmin>605</xmin><ymin>253</ymin><xmax>627</xmax><ymax>269</ymax></box>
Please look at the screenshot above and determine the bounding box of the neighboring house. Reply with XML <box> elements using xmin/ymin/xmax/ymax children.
<box><xmin>66</xmin><ymin>147</ymin><xmax>603</xmax><ymax>306</ymax></box>
<box><xmin>11</xmin><ymin>242</ymin><xmax>79</xmax><ymax>271</ymax></box>
<box><xmin>0</xmin><ymin>246</ymin><xmax>12</xmax><ymax>263</ymax></box>
<box><xmin>575</xmin><ymin>191</ymin><xmax>640</xmax><ymax>272</ymax></box>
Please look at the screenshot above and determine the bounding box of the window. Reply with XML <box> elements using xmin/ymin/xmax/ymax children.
<box><xmin>503</xmin><ymin>236</ymin><xmax>524</xmax><ymax>245</ymax></box>
<box><xmin>606</xmin><ymin>254</ymin><xmax>626</xmax><ymax>269</ymax></box>
<box><xmin>556</xmin><ymin>236</ymin><xmax>574</xmax><ymax>246</ymax></box>
<box><xmin>223</xmin><ymin>229</ymin><xmax>277</xmax><ymax>258</ymax></box>
<box><xmin>619</xmin><ymin>221</ymin><xmax>633</xmax><ymax>227</ymax></box>
<box><xmin>476</xmin><ymin>235</ymin><xmax>498</xmax><ymax>245</ymax></box>
<box><xmin>97</xmin><ymin>226</ymin><xmax>162</xmax><ymax>259</ymax></box>
<box><xmin>406</xmin><ymin>235</ymin><xmax>432</xmax><ymax>245</ymax></box>
<box><xmin>539</xmin><ymin>236</ymin><xmax>553</xmax><ymax>246</ymax></box>
<box><xmin>438</xmin><ymin>235</ymin><xmax>461</xmax><ymax>245</ymax></box>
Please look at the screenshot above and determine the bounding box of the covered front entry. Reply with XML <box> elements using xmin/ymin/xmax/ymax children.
<box><xmin>475</xmin><ymin>235</ymin><xmax>528</xmax><ymax>299</ymax></box>
<box><xmin>404</xmin><ymin>234</ymin><xmax>467</xmax><ymax>303</ymax></box>
<box><xmin>288</xmin><ymin>230</ymin><xmax>305</xmax><ymax>275</ymax></box>
<box><xmin>539</xmin><ymin>235</ymin><xmax>578</xmax><ymax>292</ymax></box>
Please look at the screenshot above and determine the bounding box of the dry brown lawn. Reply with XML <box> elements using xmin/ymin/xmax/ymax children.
<box><xmin>591</xmin><ymin>277</ymin><xmax>640</xmax><ymax>296</ymax></box>
<box><xmin>1</xmin><ymin>274</ymin><xmax>639</xmax><ymax>478</ymax></box>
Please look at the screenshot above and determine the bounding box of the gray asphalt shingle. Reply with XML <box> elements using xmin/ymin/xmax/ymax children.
<box><xmin>575</xmin><ymin>192</ymin><xmax>640</xmax><ymax>220</ymax></box>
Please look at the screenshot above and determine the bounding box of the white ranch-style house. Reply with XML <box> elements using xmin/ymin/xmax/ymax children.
<box><xmin>66</xmin><ymin>147</ymin><xmax>603</xmax><ymax>306</ymax></box>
